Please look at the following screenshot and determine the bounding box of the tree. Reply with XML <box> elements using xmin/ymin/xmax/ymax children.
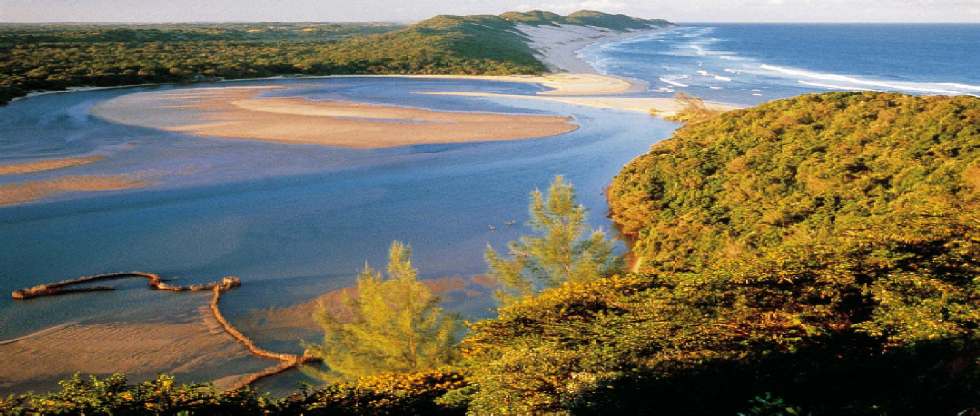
<box><xmin>486</xmin><ymin>176</ymin><xmax>621</xmax><ymax>303</ymax></box>
<box><xmin>305</xmin><ymin>241</ymin><xmax>460</xmax><ymax>381</ymax></box>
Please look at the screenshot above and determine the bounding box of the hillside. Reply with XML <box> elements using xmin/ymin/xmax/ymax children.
<box><xmin>500</xmin><ymin>9</ymin><xmax>670</xmax><ymax>30</ymax></box>
<box><xmin>0</xmin><ymin>10</ymin><xmax>670</xmax><ymax>105</ymax></box>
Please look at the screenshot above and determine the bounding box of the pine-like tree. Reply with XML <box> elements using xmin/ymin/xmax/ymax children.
<box><xmin>486</xmin><ymin>176</ymin><xmax>621</xmax><ymax>303</ymax></box>
<box><xmin>305</xmin><ymin>241</ymin><xmax>460</xmax><ymax>381</ymax></box>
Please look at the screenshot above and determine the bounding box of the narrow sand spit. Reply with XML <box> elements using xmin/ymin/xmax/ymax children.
<box><xmin>0</xmin><ymin>174</ymin><xmax>147</xmax><ymax>206</ymax></box>
<box><xmin>359</xmin><ymin>73</ymin><xmax>640</xmax><ymax>95</ymax></box>
<box><xmin>424</xmin><ymin>91</ymin><xmax>738</xmax><ymax>117</ymax></box>
<box><xmin>92</xmin><ymin>87</ymin><xmax>579</xmax><ymax>149</ymax></box>
<box><xmin>0</xmin><ymin>155</ymin><xmax>104</xmax><ymax>176</ymax></box>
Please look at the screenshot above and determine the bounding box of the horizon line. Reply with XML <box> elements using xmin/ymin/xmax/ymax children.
<box><xmin>2</xmin><ymin>20</ymin><xmax>979</xmax><ymax>25</ymax></box>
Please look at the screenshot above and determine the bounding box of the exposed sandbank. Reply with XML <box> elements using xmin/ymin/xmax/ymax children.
<box><xmin>0</xmin><ymin>174</ymin><xmax>147</xmax><ymax>207</ymax></box>
<box><xmin>0</xmin><ymin>155</ymin><xmax>104</xmax><ymax>176</ymax></box>
<box><xmin>92</xmin><ymin>87</ymin><xmax>580</xmax><ymax>149</ymax></box>
<box><xmin>0</xmin><ymin>318</ymin><xmax>254</xmax><ymax>393</ymax></box>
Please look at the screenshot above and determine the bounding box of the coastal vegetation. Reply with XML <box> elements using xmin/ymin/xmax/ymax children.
<box><xmin>499</xmin><ymin>10</ymin><xmax>670</xmax><ymax>30</ymax></box>
<box><xmin>2</xmin><ymin>92</ymin><xmax>976</xmax><ymax>415</ymax></box>
<box><xmin>304</xmin><ymin>241</ymin><xmax>461</xmax><ymax>381</ymax></box>
<box><xmin>662</xmin><ymin>92</ymin><xmax>725</xmax><ymax>124</ymax></box>
<box><xmin>486</xmin><ymin>176</ymin><xmax>620</xmax><ymax>303</ymax></box>
<box><xmin>0</xmin><ymin>11</ymin><xmax>666</xmax><ymax>105</ymax></box>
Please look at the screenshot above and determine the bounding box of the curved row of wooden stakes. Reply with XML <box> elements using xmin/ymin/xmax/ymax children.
<box><xmin>10</xmin><ymin>272</ymin><xmax>320</xmax><ymax>390</ymax></box>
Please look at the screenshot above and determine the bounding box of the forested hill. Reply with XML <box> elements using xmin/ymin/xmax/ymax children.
<box><xmin>0</xmin><ymin>10</ymin><xmax>670</xmax><ymax>105</ymax></box>
<box><xmin>592</xmin><ymin>92</ymin><xmax>979</xmax><ymax>412</ymax></box>
<box><xmin>500</xmin><ymin>9</ymin><xmax>671</xmax><ymax>29</ymax></box>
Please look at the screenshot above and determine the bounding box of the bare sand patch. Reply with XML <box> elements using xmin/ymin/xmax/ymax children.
<box><xmin>0</xmin><ymin>174</ymin><xmax>147</xmax><ymax>206</ymax></box>
<box><xmin>0</xmin><ymin>317</ymin><xmax>252</xmax><ymax>392</ymax></box>
<box><xmin>0</xmin><ymin>155</ymin><xmax>104</xmax><ymax>176</ymax></box>
<box><xmin>92</xmin><ymin>87</ymin><xmax>579</xmax><ymax>149</ymax></box>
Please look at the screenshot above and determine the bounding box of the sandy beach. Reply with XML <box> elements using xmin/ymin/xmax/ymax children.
<box><xmin>415</xmin><ymin>23</ymin><xmax>741</xmax><ymax>117</ymax></box>
<box><xmin>409</xmin><ymin>25</ymin><xmax>739</xmax><ymax>117</ymax></box>
<box><xmin>516</xmin><ymin>23</ymin><xmax>652</xmax><ymax>75</ymax></box>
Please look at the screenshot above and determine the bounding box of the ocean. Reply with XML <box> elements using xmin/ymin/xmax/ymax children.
<box><xmin>581</xmin><ymin>23</ymin><xmax>980</xmax><ymax>104</ymax></box>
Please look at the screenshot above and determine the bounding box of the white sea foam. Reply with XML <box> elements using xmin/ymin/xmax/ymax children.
<box><xmin>714</xmin><ymin>75</ymin><xmax>733</xmax><ymax>82</ymax></box>
<box><xmin>659</xmin><ymin>76</ymin><xmax>689</xmax><ymax>88</ymax></box>
<box><xmin>759</xmin><ymin>64</ymin><xmax>979</xmax><ymax>96</ymax></box>
<box><xmin>797</xmin><ymin>80</ymin><xmax>867</xmax><ymax>91</ymax></box>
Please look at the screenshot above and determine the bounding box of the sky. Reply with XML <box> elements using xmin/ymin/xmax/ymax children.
<box><xmin>2</xmin><ymin>0</ymin><xmax>979</xmax><ymax>23</ymax></box>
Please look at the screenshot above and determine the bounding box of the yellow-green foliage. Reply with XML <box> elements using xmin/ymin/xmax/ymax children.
<box><xmin>609</xmin><ymin>92</ymin><xmax>979</xmax><ymax>345</ymax></box>
<box><xmin>0</xmin><ymin>371</ymin><xmax>468</xmax><ymax>415</ymax></box>
<box><xmin>460</xmin><ymin>93</ymin><xmax>979</xmax><ymax>415</ymax></box>
<box><xmin>665</xmin><ymin>92</ymin><xmax>723</xmax><ymax>124</ymax></box>
<box><xmin>306</xmin><ymin>241</ymin><xmax>461</xmax><ymax>381</ymax></box>
<box><xmin>486</xmin><ymin>176</ymin><xmax>620</xmax><ymax>303</ymax></box>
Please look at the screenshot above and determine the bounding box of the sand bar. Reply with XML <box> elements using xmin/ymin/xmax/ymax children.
<box><xmin>425</xmin><ymin>91</ymin><xmax>738</xmax><ymax>117</ymax></box>
<box><xmin>359</xmin><ymin>73</ymin><xmax>641</xmax><ymax>96</ymax></box>
<box><xmin>0</xmin><ymin>155</ymin><xmax>104</xmax><ymax>176</ymax></box>
<box><xmin>93</xmin><ymin>87</ymin><xmax>579</xmax><ymax>149</ymax></box>
<box><xmin>0</xmin><ymin>174</ymin><xmax>147</xmax><ymax>206</ymax></box>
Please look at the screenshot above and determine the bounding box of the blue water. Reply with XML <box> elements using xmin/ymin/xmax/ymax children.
<box><xmin>0</xmin><ymin>77</ymin><xmax>677</xmax><ymax>392</ymax></box>
<box><xmin>582</xmin><ymin>24</ymin><xmax>980</xmax><ymax>104</ymax></box>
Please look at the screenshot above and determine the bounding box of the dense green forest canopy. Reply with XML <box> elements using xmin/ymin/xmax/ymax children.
<box><xmin>0</xmin><ymin>22</ymin><xmax>401</xmax><ymax>45</ymax></box>
<box><xmin>0</xmin><ymin>10</ymin><xmax>670</xmax><ymax>105</ymax></box>
<box><xmin>499</xmin><ymin>10</ymin><xmax>670</xmax><ymax>29</ymax></box>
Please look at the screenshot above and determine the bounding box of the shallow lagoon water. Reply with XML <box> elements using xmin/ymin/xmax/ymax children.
<box><xmin>0</xmin><ymin>77</ymin><xmax>676</xmax><ymax>391</ymax></box>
